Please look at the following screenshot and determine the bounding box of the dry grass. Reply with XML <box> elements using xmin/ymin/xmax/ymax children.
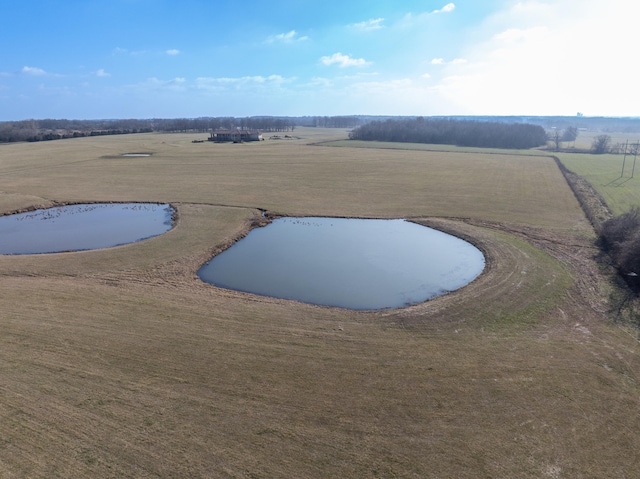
<box><xmin>1</xmin><ymin>131</ymin><xmax>588</xmax><ymax>231</ymax></box>
<box><xmin>1</xmin><ymin>129</ymin><xmax>639</xmax><ymax>478</ymax></box>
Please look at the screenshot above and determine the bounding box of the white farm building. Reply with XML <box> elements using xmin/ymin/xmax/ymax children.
<box><xmin>208</xmin><ymin>129</ymin><xmax>263</xmax><ymax>142</ymax></box>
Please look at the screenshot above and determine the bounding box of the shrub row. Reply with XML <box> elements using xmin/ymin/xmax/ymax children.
<box><xmin>600</xmin><ymin>207</ymin><xmax>640</xmax><ymax>290</ymax></box>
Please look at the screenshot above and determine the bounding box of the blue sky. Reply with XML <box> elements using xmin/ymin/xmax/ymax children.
<box><xmin>0</xmin><ymin>0</ymin><xmax>636</xmax><ymax>120</ymax></box>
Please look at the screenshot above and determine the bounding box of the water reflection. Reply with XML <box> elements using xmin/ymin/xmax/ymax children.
<box><xmin>198</xmin><ymin>217</ymin><xmax>485</xmax><ymax>310</ymax></box>
<box><xmin>0</xmin><ymin>203</ymin><xmax>174</xmax><ymax>254</ymax></box>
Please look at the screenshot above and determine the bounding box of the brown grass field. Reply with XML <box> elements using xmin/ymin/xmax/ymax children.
<box><xmin>1</xmin><ymin>129</ymin><xmax>640</xmax><ymax>478</ymax></box>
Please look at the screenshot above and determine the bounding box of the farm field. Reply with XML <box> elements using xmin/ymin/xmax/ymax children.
<box><xmin>1</xmin><ymin>128</ymin><xmax>640</xmax><ymax>478</ymax></box>
<box><xmin>558</xmin><ymin>150</ymin><xmax>640</xmax><ymax>216</ymax></box>
<box><xmin>570</xmin><ymin>130</ymin><xmax>640</xmax><ymax>152</ymax></box>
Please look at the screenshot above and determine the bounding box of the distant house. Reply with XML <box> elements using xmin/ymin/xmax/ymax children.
<box><xmin>208</xmin><ymin>129</ymin><xmax>263</xmax><ymax>142</ymax></box>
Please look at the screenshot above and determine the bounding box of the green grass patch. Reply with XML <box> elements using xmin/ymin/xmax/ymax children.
<box><xmin>557</xmin><ymin>152</ymin><xmax>640</xmax><ymax>215</ymax></box>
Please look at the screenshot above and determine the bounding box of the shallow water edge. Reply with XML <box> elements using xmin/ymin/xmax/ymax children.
<box><xmin>0</xmin><ymin>202</ymin><xmax>175</xmax><ymax>255</ymax></box>
<box><xmin>198</xmin><ymin>216</ymin><xmax>485</xmax><ymax>311</ymax></box>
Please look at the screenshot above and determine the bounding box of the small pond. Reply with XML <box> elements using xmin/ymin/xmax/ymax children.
<box><xmin>0</xmin><ymin>203</ymin><xmax>174</xmax><ymax>255</ymax></box>
<box><xmin>198</xmin><ymin>217</ymin><xmax>485</xmax><ymax>310</ymax></box>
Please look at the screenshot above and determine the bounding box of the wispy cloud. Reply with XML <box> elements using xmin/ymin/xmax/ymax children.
<box><xmin>94</xmin><ymin>69</ymin><xmax>110</xmax><ymax>77</ymax></box>
<box><xmin>493</xmin><ymin>27</ymin><xmax>549</xmax><ymax>44</ymax></box>
<box><xmin>400</xmin><ymin>3</ymin><xmax>456</xmax><ymax>29</ymax></box>
<box><xmin>349</xmin><ymin>78</ymin><xmax>414</xmax><ymax>93</ymax></box>
<box><xmin>166</xmin><ymin>49</ymin><xmax>181</xmax><ymax>56</ymax></box>
<box><xmin>196</xmin><ymin>75</ymin><xmax>293</xmax><ymax>92</ymax></box>
<box><xmin>350</xmin><ymin>18</ymin><xmax>384</xmax><ymax>31</ymax></box>
<box><xmin>306</xmin><ymin>77</ymin><xmax>333</xmax><ymax>88</ymax></box>
<box><xmin>320</xmin><ymin>53</ymin><xmax>371</xmax><ymax>68</ymax></box>
<box><xmin>22</xmin><ymin>66</ymin><xmax>47</xmax><ymax>76</ymax></box>
<box><xmin>431</xmin><ymin>58</ymin><xmax>467</xmax><ymax>65</ymax></box>
<box><xmin>131</xmin><ymin>77</ymin><xmax>187</xmax><ymax>93</ymax></box>
<box><xmin>432</xmin><ymin>3</ymin><xmax>455</xmax><ymax>14</ymax></box>
<box><xmin>112</xmin><ymin>47</ymin><xmax>146</xmax><ymax>56</ymax></box>
<box><xmin>266</xmin><ymin>30</ymin><xmax>308</xmax><ymax>44</ymax></box>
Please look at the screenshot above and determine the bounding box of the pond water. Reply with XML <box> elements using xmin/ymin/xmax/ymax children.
<box><xmin>0</xmin><ymin>203</ymin><xmax>174</xmax><ymax>255</ymax></box>
<box><xmin>198</xmin><ymin>217</ymin><xmax>485</xmax><ymax>310</ymax></box>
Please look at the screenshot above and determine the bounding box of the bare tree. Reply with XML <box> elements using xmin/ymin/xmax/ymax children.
<box><xmin>592</xmin><ymin>134</ymin><xmax>612</xmax><ymax>154</ymax></box>
<box><xmin>549</xmin><ymin>129</ymin><xmax>562</xmax><ymax>151</ymax></box>
<box><xmin>562</xmin><ymin>126</ymin><xmax>578</xmax><ymax>147</ymax></box>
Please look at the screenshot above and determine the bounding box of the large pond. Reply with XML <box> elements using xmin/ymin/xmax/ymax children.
<box><xmin>0</xmin><ymin>203</ymin><xmax>174</xmax><ymax>255</ymax></box>
<box><xmin>198</xmin><ymin>217</ymin><xmax>485</xmax><ymax>310</ymax></box>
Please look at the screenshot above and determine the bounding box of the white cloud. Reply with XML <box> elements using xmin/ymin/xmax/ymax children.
<box><xmin>267</xmin><ymin>30</ymin><xmax>308</xmax><ymax>43</ymax></box>
<box><xmin>113</xmin><ymin>47</ymin><xmax>146</xmax><ymax>56</ymax></box>
<box><xmin>196</xmin><ymin>75</ymin><xmax>293</xmax><ymax>92</ymax></box>
<box><xmin>428</xmin><ymin>0</ymin><xmax>640</xmax><ymax>115</ymax></box>
<box><xmin>94</xmin><ymin>69</ymin><xmax>110</xmax><ymax>77</ymax></box>
<box><xmin>493</xmin><ymin>27</ymin><xmax>538</xmax><ymax>43</ymax></box>
<box><xmin>398</xmin><ymin>3</ymin><xmax>456</xmax><ymax>29</ymax></box>
<box><xmin>350</xmin><ymin>18</ymin><xmax>384</xmax><ymax>31</ymax></box>
<box><xmin>311</xmin><ymin>77</ymin><xmax>450</xmax><ymax>115</ymax></box>
<box><xmin>166</xmin><ymin>49</ymin><xmax>180</xmax><ymax>55</ymax></box>
<box><xmin>431</xmin><ymin>58</ymin><xmax>467</xmax><ymax>65</ymax></box>
<box><xmin>432</xmin><ymin>3</ymin><xmax>455</xmax><ymax>14</ymax></box>
<box><xmin>348</xmin><ymin>79</ymin><xmax>415</xmax><ymax>97</ymax></box>
<box><xmin>421</xmin><ymin>73</ymin><xmax>431</xmax><ymax>79</ymax></box>
<box><xmin>306</xmin><ymin>77</ymin><xmax>333</xmax><ymax>88</ymax></box>
<box><xmin>320</xmin><ymin>53</ymin><xmax>371</xmax><ymax>67</ymax></box>
<box><xmin>132</xmin><ymin>77</ymin><xmax>187</xmax><ymax>93</ymax></box>
<box><xmin>22</xmin><ymin>66</ymin><xmax>47</xmax><ymax>76</ymax></box>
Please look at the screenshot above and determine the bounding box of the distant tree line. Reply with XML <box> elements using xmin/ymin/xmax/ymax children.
<box><xmin>0</xmin><ymin>116</ymin><xmax>339</xmax><ymax>143</ymax></box>
<box><xmin>0</xmin><ymin>117</ymin><xmax>296</xmax><ymax>143</ymax></box>
<box><xmin>0</xmin><ymin>119</ymin><xmax>153</xmax><ymax>143</ymax></box>
<box><xmin>148</xmin><ymin>117</ymin><xmax>299</xmax><ymax>133</ymax></box>
<box><xmin>307</xmin><ymin>116</ymin><xmax>361</xmax><ymax>128</ymax></box>
<box><xmin>0</xmin><ymin>119</ymin><xmax>152</xmax><ymax>143</ymax></box>
<box><xmin>348</xmin><ymin>117</ymin><xmax>548</xmax><ymax>149</ymax></box>
<box><xmin>442</xmin><ymin>115</ymin><xmax>640</xmax><ymax>134</ymax></box>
